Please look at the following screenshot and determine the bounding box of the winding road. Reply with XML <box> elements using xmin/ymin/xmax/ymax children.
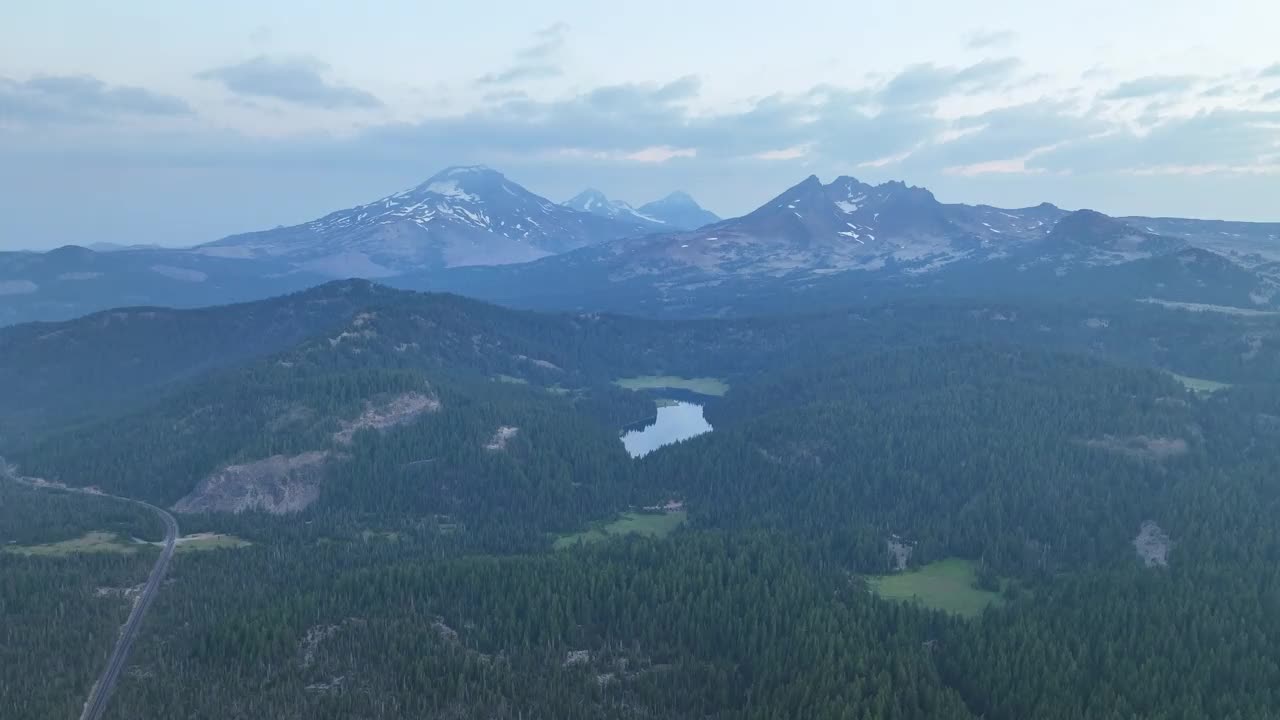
<box><xmin>19</xmin><ymin>484</ymin><xmax>181</xmax><ymax>720</ymax></box>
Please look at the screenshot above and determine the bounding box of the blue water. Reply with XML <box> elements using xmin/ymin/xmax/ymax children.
<box><xmin>621</xmin><ymin>402</ymin><xmax>712</xmax><ymax>458</ymax></box>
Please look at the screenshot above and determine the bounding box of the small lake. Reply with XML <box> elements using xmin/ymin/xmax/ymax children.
<box><xmin>621</xmin><ymin>402</ymin><xmax>712</xmax><ymax>458</ymax></box>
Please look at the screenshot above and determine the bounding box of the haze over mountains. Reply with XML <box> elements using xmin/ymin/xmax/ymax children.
<box><xmin>2</xmin><ymin>165</ymin><xmax>1278</xmax><ymax>325</ymax></box>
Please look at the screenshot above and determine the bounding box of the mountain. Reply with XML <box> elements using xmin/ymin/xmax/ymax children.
<box><xmin>200</xmin><ymin>166</ymin><xmax>647</xmax><ymax>277</ymax></box>
<box><xmin>88</xmin><ymin>242</ymin><xmax>165</xmax><ymax>252</ymax></box>
<box><xmin>0</xmin><ymin>244</ymin><xmax>328</xmax><ymax>327</ymax></box>
<box><xmin>564</xmin><ymin>188</ymin><xmax>720</xmax><ymax>232</ymax></box>
<box><xmin>562</xmin><ymin>189</ymin><xmax>668</xmax><ymax>232</ymax></box>
<box><xmin>406</xmin><ymin>175</ymin><xmax>1280</xmax><ymax>316</ymax></box>
<box><xmin>4</xmin><ymin>168</ymin><xmax>1279</xmax><ymax>326</ymax></box>
<box><xmin>0</xmin><ymin>167</ymin><xmax>658</xmax><ymax>326</ymax></box>
<box><xmin>9</xmin><ymin>278</ymin><xmax>1276</xmax><ymax>450</ymax></box>
<box><xmin>638</xmin><ymin>191</ymin><xmax>721</xmax><ymax>230</ymax></box>
<box><xmin>0</xmin><ymin>280</ymin><xmax>397</xmax><ymax>443</ymax></box>
<box><xmin>1119</xmin><ymin>215</ymin><xmax>1280</xmax><ymax>265</ymax></box>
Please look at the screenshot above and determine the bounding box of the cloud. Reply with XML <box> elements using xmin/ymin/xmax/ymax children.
<box><xmin>10</xmin><ymin>59</ymin><xmax>1276</xmax><ymax>207</ymax></box>
<box><xmin>1030</xmin><ymin>109</ymin><xmax>1280</xmax><ymax>173</ymax></box>
<box><xmin>518</xmin><ymin>22</ymin><xmax>569</xmax><ymax>61</ymax></box>
<box><xmin>197</xmin><ymin>56</ymin><xmax>381</xmax><ymax>109</ymax></box>
<box><xmin>622</xmin><ymin>146</ymin><xmax>696</xmax><ymax>163</ymax></box>
<box><xmin>477</xmin><ymin>65</ymin><xmax>563</xmax><ymax>85</ymax></box>
<box><xmin>1264</xmin><ymin>89</ymin><xmax>1280</xmax><ymax>102</ymax></box>
<box><xmin>477</xmin><ymin>23</ymin><xmax>569</xmax><ymax>86</ymax></box>
<box><xmin>753</xmin><ymin>146</ymin><xmax>811</xmax><ymax>161</ymax></box>
<box><xmin>945</xmin><ymin>159</ymin><xmax>1043</xmax><ymax>176</ymax></box>
<box><xmin>901</xmin><ymin>101</ymin><xmax>1106</xmax><ymax>172</ymax></box>
<box><xmin>0</xmin><ymin>74</ymin><xmax>191</xmax><ymax>124</ymax></box>
<box><xmin>878</xmin><ymin>58</ymin><xmax>1021</xmax><ymax>107</ymax></box>
<box><xmin>1261</xmin><ymin>63</ymin><xmax>1280</xmax><ymax>78</ymax></box>
<box><xmin>1102</xmin><ymin>74</ymin><xmax>1198</xmax><ymax>99</ymax></box>
<box><xmin>966</xmin><ymin>29</ymin><xmax>1016</xmax><ymax>49</ymax></box>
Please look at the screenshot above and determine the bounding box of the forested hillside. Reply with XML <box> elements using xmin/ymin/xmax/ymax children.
<box><xmin>4</xmin><ymin>283</ymin><xmax>1280</xmax><ymax>719</ymax></box>
<box><xmin>0</xmin><ymin>481</ymin><xmax>163</xmax><ymax>719</ymax></box>
<box><xmin>6</xmin><ymin>279</ymin><xmax>1280</xmax><ymax>448</ymax></box>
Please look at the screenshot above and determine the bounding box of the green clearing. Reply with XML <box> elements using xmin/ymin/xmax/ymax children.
<box><xmin>554</xmin><ymin>511</ymin><xmax>687</xmax><ymax>550</ymax></box>
<box><xmin>133</xmin><ymin>532</ymin><xmax>252</xmax><ymax>553</ymax></box>
<box><xmin>1168</xmin><ymin>372</ymin><xmax>1232</xmax><ymax>394</ymax></box>
<box><xmin>614</xmin><ymin>375</ymin><xmax>729</xmax><ymax>396</ymax></box>
<box><xmin>3</xmin><ymin>531</ymin><xmax>137</xmax><ymax>556</ymax></box>
<box><xmin>495</xmin><ymin>374</ymin><xmax>528</xmax><ymax>385</ymax></box>
<box><xmin>655</xmin><ymin>398</ymin><xmax>681</xmax><ymax>408</ymax></box>
<box><xmin>866</xmin><ymin>558</ymin><xmax>1003</xmax><ymax>619</ymax></box>
<box><xmin>174</xmin><ymin>533</ymin><xmax>251</xmax><ymax>552</ymax></box>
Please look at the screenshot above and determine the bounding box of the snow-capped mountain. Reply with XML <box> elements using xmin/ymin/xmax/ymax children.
<box><xmin>198</xmin><ymin>166</ymin><xmax>650</xmax><ymax>277</ymax></box>
<box><xmin>637</xmin><ymin>192</ymin><xmax>721</xmax><ymax>231</ymax></box>
<box><xmin>565</xmin><ymin>174</ymin><xmax>1057</xmax><ymax>280</ymax></box>
<box><xmin>563</xmin><ymin>189</ymin><xmax>720</xmax><ymax>232</ymax></box>
<box><xmin>408</xmin><ymin>174</ymin><xmax>1279</xmax><ymax>316</ymax></box>
<box><xmin>562</xmin><ymin>189</ymin><xmax>667</xmax><ymax>233</ymax></box>
<box><xmin>5</xmin><ymin>168</ymin><xmax>1280</xmax><ymax>326</ymax></box>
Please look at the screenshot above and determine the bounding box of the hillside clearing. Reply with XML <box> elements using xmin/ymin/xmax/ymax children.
<box><xmin>554</xmin><ymin>511</ymin><xmax>687</xmax><ymax>549</ymax></box>
<box><xmin>614</xmin><ymin>376</ymin><xmax>729</xmax><ymax>397</ymax></box>
<box><xmin>174</xmin><ymin>533</ymin><xmax>251</xmax><ymax>552</ymax></box>
<box><xmin>866</xmin><ymin>558</ymin><xmax>1003</xmax><ymax>618</ymax></box>
<box><xmin>1167</xmin><ymin>372</ymin><xmax>1232</xmax><ymax>394</ymax></box>
<box><xmin>135</xmin><ymin>532</ymin><xmax>252</xmax><ymax>552</ymax></box>
<box><xmin>4</xmin><ymin>531</ymin><xmax>136</xmax><ymax>556</ymax></box>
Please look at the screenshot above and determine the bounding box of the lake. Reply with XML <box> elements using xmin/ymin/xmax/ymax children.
<box><xmin>621</xmin><ymin>402</ymin><xmax>712</xmax><ymax>458</ymax></box>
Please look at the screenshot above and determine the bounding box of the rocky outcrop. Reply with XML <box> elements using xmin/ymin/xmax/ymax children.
<box><xmin>333</xmin><ymin>392</ymin><xmax>440</xmax><ymax>444</ymax></box>
<box><xmin>172</xmin><ymin>451</ymin><xmax>329</xmax><ymax>514</ymax></box>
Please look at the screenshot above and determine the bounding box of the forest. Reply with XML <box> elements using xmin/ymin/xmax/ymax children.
<box><xmin>2</xmin><ymin>281</ymin><xmax>1280</xmax><ymax>718</ymax></box>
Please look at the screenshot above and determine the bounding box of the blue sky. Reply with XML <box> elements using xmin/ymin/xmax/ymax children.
<box><xmin>1</xmin><ymin>0</ymin><xmax>1278</xmax><ymax>249</ymax></box>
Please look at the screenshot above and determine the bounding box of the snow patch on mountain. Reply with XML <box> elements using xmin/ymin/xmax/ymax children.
<box><xmin>424</xmin><ymin>179</ymin><xmax>477</xmax><ymax>200</ymax></box>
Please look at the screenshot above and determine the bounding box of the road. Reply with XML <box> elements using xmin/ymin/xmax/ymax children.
<box><xmin>66</xmin><ymin>491</ymin><xmax>179</xmax><ymax>720</ymax></box>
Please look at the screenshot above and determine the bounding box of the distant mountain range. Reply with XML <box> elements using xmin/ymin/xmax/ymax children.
<box><xmin>2</xmin><ymin>166</ymin><xmax>1278</xmax><ymax>325</ymax></box>
<box><xmin>563</xmin><ymin>189</ymin><xmax>720</xmax><ymax>232</ymax></box>
<box><xmin>407</xmin><ymin>174</ymin><xmax>1280</xmax><ymax>316</ymax></box>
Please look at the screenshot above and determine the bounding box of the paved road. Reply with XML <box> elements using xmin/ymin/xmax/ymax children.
<box><xmin>69</xmin><ymin>492</ymin><xmax>178</xmax><ymax>720</ymax></box>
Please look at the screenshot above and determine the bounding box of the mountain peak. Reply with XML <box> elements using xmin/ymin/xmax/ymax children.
<box><xmin>428</xmin><ymin>165</ymin><xmax>499</xmax><ymax>181</ymax></box>
<box><xmin>414</xmin><ymin>165</ymin><xmax>512</xmax><ymax>196</ymax></box>
<box><xmin>1047</xmin><ymin>209</ymin><xmax>1184</xmax><ymax>255</ymax></box>
<box><xmin>828</xmin><ymin>175</ymin><xmax>868</xmax><ymax>188</ymax></box>
<box><xmin>1051</xmin><ymin>209</ymin><xmax>1128</xmax><ymax>238</ymax></box>
<box><xmin>657</xmin><ymin>190</ymin><xmax>697</xmax><ymax>205</ymax></box>
<box><xmin>760</xmin><ymin>175</ymin><xmax>826</xmax><ymax>208</ymax></box>
<box><xmin>637</xmin><ymin>191</ymin><xmax>720</xmax><ymax>230</ymax></box>
<box><xmin>564</xmin><ymin>189</ymin><xmax>614</xmax><ymax>213</ymax></box>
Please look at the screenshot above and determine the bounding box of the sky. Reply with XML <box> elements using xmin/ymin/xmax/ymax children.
<box><xmin>1</xmin><ymin>0</ymin><xmax>1278</xmax><ymax>250</ymax></box>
